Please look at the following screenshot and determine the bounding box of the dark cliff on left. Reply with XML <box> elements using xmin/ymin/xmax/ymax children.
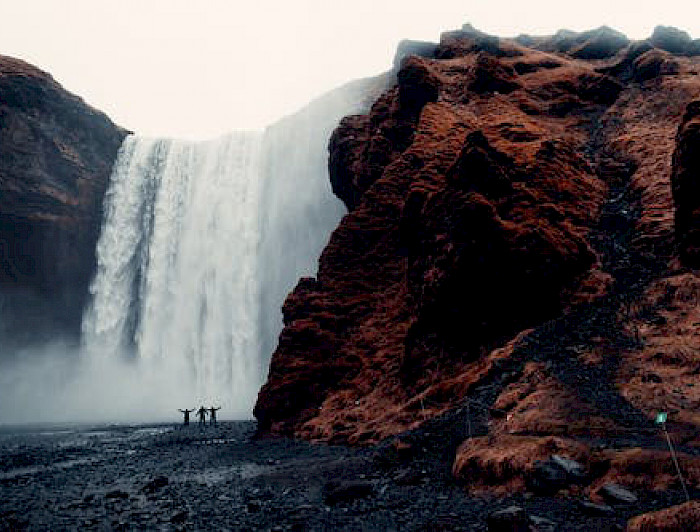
<box><xmin>0</xmin><ymin>55</ymin><xmax>127</xmax><ymax>350</ymax></box>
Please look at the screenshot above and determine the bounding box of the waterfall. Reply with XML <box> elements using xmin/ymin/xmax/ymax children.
<box><xmin>82</xmin><ymin>133</ymin><xmax>263</xmax><ymax>415</ymax></box>
<box><xmin>81</xmin><ymin>75</ymin><xmax>389</xmax><ymax>419</ymax></box>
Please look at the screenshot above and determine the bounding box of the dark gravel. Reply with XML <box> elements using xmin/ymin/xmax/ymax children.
<box><xmin>0</xmin><ymin>421</ymin><xmax>693</xmax><ymax>531</ymax></box>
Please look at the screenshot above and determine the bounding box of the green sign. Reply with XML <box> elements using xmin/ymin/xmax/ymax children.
<box><xmin>655</xmin><ymin>412</ymin><xmax>668</xmax><ymax>424</ymax></box>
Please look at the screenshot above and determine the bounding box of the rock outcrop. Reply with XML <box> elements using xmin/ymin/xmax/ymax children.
<box><xmin>627</xmin><ymin>500</ymin><xmax>700</xmax><ymax>531</ymax></box>
<box><xmin>256</xmin><ymin>25</ymin><xmax>700</xmax><ymax>507</ymax></box>
<box><xmin>0</xmin><ymin>55</ymin><xmax>127</xmax><ymax>347</ymax></box>
<box><xmin>672</xmin><ymin>100</ymin><xmax>700</xmax><ymax>266</ymax></box>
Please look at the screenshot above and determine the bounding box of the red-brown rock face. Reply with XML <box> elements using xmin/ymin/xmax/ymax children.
<box><xmin>672</xmin><ymin>100</ymin><xmax>700</xmax><ymax>266</ymax></box>
<box><xmin>255</xmin><ymin>25</ymin><xmax>700</xmax><ymax>468</ymax></box>
<box><xmin>0</xmin><ymin>55</ymin><xmax>127</xmax><ymax>347</ymax></box>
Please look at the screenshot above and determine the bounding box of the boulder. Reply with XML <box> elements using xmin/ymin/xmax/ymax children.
<box><xmin>487</xmin><ymin>506</ymin><xmax>529</xmax><ymax>532</ymax></box>
<box><xmin>627</xmin><ymin>500</ymin><xmax>700</xmax><ymax>531</ymax></box>
<box><xmin>529</xmin><ymin>460</ymin><xmax>569</xmax><ymax>494</ymax></box>
<box><xmin>104</xmin><ymin>490</ymin><xmax>129</xmax><ymax>500</ymax></box>
<box><xmin>323</xmin><ymin>480</ymin><xmax>375</xmax><ymax>505</ymax></box>
<box><xmin>550</xmin><ymin>455</ymin><xmax>587</xmax><ymax>481</ymax></box>
<box><xmin>141</xmin><ymin>476</ymin><xmax>169</xmax><ymax>493</ymax></box>
<box><xmin>528</xmin><ymin>515</ymin><xmax>558</xmax><ymax>532</ymax></box>
<box><xmin>578</xmin><ymin>500</ymin><xmax>615</xmax><ymax>516</ymax></box>
<box><xmin>598</xmin><ymin>483</ymin><xmax>638</xmax><ymax>505</ymax></box>
<box><xmin>170</xmin><ymin>511</ymin><xmax>188</xmax><ymax>524</ymax></box>
<box><xmin>650</xmin><ymin>26</ymin><xmax>693</xmax><ymax>55</ymax></box>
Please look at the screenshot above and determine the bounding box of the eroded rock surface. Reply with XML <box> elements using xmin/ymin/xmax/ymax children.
<box><xmin>256</xmin><ymin>25</ymin><xmax>700</xmax><ymax>513</ymax></box>
<box><xmin>0</xmin><ymin>55</ymin><xmax>126</xmax><ymax>346</ymax></box>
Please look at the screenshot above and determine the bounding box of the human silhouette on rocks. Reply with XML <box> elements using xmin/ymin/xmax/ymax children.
<box><xmin>178</xmin><ymin>408</ymin><xmax>194</xmax><ymax>426</ymax></box>
<box><xmin>209</xmin><ymin>406</ymin><xmax>221</xmax><ymax>426</ymax></box>
<box><xmin>196</xmin><ymin>406</ymin><xmax>208</xmax><ymax>426</ymax></box>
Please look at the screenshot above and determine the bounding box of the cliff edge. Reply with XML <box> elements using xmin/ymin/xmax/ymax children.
<box><xmin>0</xmin><ymin>55</ymin><xmax>127</xmax><ymax>347</ymax></box>
<box><xmin>255</xmin><ymin>24</ymin><xmax>700</xmax><ymax>513</ymax></box>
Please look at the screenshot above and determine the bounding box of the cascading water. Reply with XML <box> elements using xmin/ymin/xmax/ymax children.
<box><xmin>80</xmin><ymin>75</ymin><xmax>389</xmax><ymax>420</ymax></box>
<box><xmin>82</xmin><ymin>133</ymin><xmax>263</xmax><ymax>416</ymax></box>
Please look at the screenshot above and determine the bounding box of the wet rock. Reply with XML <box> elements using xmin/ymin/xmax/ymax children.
<box><xmin>578</xmin><ymin>500</ymin><xmax>615</xmax><ymax>516</ymax></box>
<box><xmin>291</xmin><ymin>504</ymin><xmax>315</xmax><ymax>515</ymax></box>
<box><xmin>105</xmin><ymin>489</ymin><xmax>129</xmax><ymax>500</ymax></box>
<box><xmin>142</xmin><ymin>475</ymin><xmax>169</xmax><ymax>493</ymax></box>
<box><xmin>170</xmin><ymin>510</ymin><xmax>188</xmax><ymax>524</ymax></box>
<box><xmin>487</xmin><ymin>506</ymin><xmax>529</xmax><ymax>531</ymax></box>
<box><xmin>550</xmin><ymin>455</ymin><xmax>586</xmax><ymax>481</ymax></box>
<box><xmin>529</xmin><ymin>454</ymin><xmax>587</xmax><ymax>494</ymax></box>
<box><xmin>323</xmin><ymin>480</ymin><xmax>375</xmax><ymax>505</ymax></box>
<box><xmin>529</xmin><ymin>460</ymin><xmax>568</xmax><ymax>494</ymax></box>
<box><xmin>529</xmin><ymin>515</ymin><xmax>557</xmax><ymax>532</ymax></box>
<box><xmin>247</xmin><ymin>500</ymin><xmax>263</xmax><ymax>512</ymax></box>
<box><xmin>0</xmin><ymin>512</ymin><xmax>29</xmax><ymax>530</ymax></box>
<box><xmin>393</xmin><ymin>468</ymin><xmax>424</xmax><ymax>486</ymax></box>
<box><xmin>598</xmin><ymin>483</ymin><xmax>638</xmax><ymax>505</ymax></box>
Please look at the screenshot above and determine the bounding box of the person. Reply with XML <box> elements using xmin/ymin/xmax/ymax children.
<box><xmin>196</xmin><ymin>406</ymin><xmax>208</xmax><ymax>426</ymax></box>
<box><xmin>209</xmin><ymin>406</ymin><xmax>221</xmax><ymax>426</ymax></box>
<box><xmin>178</xmin><ymin>408</ymin><xmax>194</xmax><ymax>426</ymax></box>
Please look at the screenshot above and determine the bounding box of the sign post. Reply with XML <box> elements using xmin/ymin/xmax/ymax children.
<box><xmin>656</xmin><ymin>412</ymin><xmax>690</xmax><ymax>503</ymax></box>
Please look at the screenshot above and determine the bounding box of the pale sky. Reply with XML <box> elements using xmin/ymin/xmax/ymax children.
<box><xmin>1</xmin><ymin>0</ymin><xmax>699</xmax><ymax>139</ymax></box>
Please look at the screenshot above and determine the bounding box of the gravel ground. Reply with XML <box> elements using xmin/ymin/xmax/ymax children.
<box><xmin>0</xmin><ymin>421</ymin><xmax>693</xmax><ymax>531</ymax></box>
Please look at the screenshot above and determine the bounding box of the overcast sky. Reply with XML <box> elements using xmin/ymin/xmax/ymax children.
<box><xmin>1</xmin><ymin>1</ymin><xmax>699</xmax><ymax>139</ymax></box>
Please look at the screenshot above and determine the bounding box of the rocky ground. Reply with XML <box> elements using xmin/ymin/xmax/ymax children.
<box><xmin>0</xmin><ymin>421</ymin><xmax>696</xmax><ymax>531</ymax></box>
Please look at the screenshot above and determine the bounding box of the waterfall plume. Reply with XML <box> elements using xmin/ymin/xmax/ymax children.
<box><xmin>77</xmin><ymin>75</ymin><xmax>388</xmax><ymax>420</ymax></box>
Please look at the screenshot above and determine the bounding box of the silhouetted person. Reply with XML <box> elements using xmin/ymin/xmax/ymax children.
<box><xmin>196</xmin><ymin>406</ymin><xmax>207</xmax><ymax>426</ymax></box>
<box><xmin>209</xmin><ymin>406</ymin><xmax>221</xmax><ymax>426</ymax></box>
<box><xmin>178</xmin><ymin>408</ymin><xmax>194</xmax><ymax>426</ymax></box>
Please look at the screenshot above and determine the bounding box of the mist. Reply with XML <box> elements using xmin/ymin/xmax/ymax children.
<box><xmin>0</xmin><ymin>341</ymin><xmax>223</xmax><ymax>425</ymax></box>
<box><xmin>0</xmin><ymin>74</ymin><xmax>388</xmax><ymax>426</ymax></box>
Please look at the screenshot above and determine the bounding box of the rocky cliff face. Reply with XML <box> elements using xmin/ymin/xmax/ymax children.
<box><xmin>0</xmin><ymin>55</ymin><xmax>126</xmax><ymax>348</ymax></box>
<box><xmin>255</xmin><ymin>24</ymin><xmax>700</xmax><ymax>507</ymax></box>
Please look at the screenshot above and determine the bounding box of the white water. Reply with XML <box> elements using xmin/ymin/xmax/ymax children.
<box><xmin>82</xmin><ymin>133</ymin><xmax>263</xmax><ymax>417</ymax></box>
<box><xmin>73</xmin><ymin>75</ymin><xmax>389</xmax><ymax>422</ymax></box>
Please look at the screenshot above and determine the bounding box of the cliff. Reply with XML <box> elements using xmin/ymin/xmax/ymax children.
<box><xmin>255</xmin><ymin>24</ymin><xmax>700</xmax><ymax>511</ymax></box>
<box><xmin>0</xmin><ymin>55</ymin><xmax>127</xmax><ymax>347</ymax></box>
